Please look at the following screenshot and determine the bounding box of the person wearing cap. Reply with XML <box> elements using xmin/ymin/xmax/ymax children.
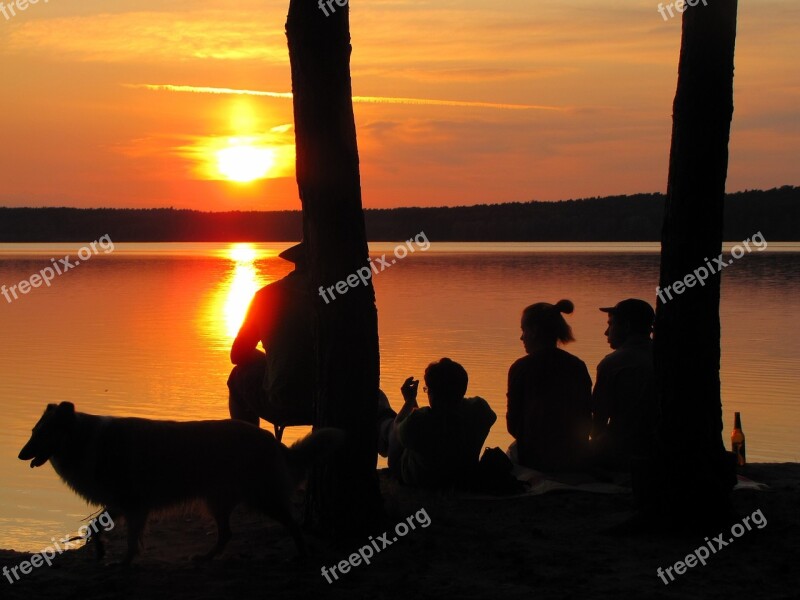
<box><xmin>591</xmin><ymin>298</ymin><xmax>658</xmax><ymax>470</ymax></box>
<box><xmin>227</xmin><ymin>243</ymin><xmax>315</xmax><ymax>431</ymax></box>
<box><xmin>506</xmin><ymin>299</ymin><xmax>592</xmax><ymax>472</ymax></box>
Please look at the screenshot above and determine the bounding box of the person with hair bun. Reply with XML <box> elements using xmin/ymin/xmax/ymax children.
<box><xmin>506</xmin><ymin>299</ymin><xmax>592</xmax><ymax>471</ymax></box>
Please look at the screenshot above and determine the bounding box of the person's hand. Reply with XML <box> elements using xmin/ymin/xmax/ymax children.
<box><xmin>401</xmin><ymin>376</ymin><xmax>419</xmax><ymax>405</ymax></box>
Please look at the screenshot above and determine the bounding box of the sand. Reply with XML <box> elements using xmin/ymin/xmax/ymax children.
<box><xmin>1</xmin><ymin>463</ymin><xmax>797</xmax><ymax>600</ymax></box>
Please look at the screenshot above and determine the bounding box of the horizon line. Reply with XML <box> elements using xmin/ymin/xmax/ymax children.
<box><xmin>1</xmin><ymin>186</ymin><xmax>797</xmax><ymax>213</ymax></box>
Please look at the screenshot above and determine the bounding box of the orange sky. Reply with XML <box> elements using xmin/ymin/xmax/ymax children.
<box><xmin>0</xmin><ymin>0</ymin><xmax>797</xmax><ymax>210</ymax></box>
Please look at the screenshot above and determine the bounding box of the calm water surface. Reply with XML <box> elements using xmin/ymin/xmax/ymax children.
<box><xmin>1</xmin><ymin>242</ymin><xmax>798</xmax><ymax>551</ymax></box>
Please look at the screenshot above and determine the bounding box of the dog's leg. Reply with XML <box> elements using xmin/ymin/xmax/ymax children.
<box><xmin>284</xmin><ymin>517</ymin><xmax>308</xmax><ymax>559</ymax></box>
<box><xmin>255</xmin><ymin>467</ymin><xmax>309</xmax><ymax>559</ymax></box>
<box><xmin>193</xmin><ymin>502</ymin><xmax>232</xmax><ymax>562</ymax></box>
<box><xmin>118</xmin><ymin>510</ymin><xmax>147</xmax><ymax>566</ymax></box>
<box><xmin>91</xmin><ymin>506</ymin><xmax>120</xmax><ymax>561</ymax></box>
<box><xmin>89</xmin><ymin>520</ymin><xmax>106</xmax><ymax>561</ymax></box>
<box><xmin>270</xmin><ymin>503</ymin><xmax>308</xmax><ymax>559</ymax></box>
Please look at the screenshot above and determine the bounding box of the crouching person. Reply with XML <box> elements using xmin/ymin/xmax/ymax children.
<box><xmin>227</xmin><ymin>243</ymin><xmax>315</xmax><ymax>432</ymax></box>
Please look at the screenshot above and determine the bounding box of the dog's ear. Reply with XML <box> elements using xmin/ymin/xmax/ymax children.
<box><xmin>55</xmin><ymin>402</ymin><xmax>75</xmax><ymax>419</ymax></box>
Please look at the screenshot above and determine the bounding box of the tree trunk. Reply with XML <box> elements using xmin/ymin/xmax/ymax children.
<box><xmin>648</xmin><ymin>0</ymin><xmax>739</xmax><ymax>523</ymax></box>
<box><xmin>286</xmin><ymin>0</ymin><xmax>383</xmax><ymax>534</ymax></box>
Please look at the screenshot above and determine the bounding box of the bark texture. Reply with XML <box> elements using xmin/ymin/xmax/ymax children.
<box><xmin>286</xmin><ymin>0</ymin><xmax>382</xmax><ymax>534</ymax></box>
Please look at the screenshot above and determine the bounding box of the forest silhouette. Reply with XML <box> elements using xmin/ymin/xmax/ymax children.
<box><xmin>0</xmin><ymin>186</ymin><xmax>796</xmax><ymax>242</ymax></box>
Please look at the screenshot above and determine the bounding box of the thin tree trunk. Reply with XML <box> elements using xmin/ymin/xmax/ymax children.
<box><xmin>286</xmin><ymin>0</ymin><xmax>383</xmax><ymax>534</ymax></box>
<box><xmin>648</xmin><ymin>0</ymin><xmax>739</xmax><ymax>523</ymax></box>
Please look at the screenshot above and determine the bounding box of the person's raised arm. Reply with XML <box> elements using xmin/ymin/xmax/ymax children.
<box><xmin>230</xmin><ymin>293</ymin><xmax>267</xmax><ymax>365</ymax></box>
<box><xmin>394</xmin><ymin>376</ymin><xmax>419</xmax><ymax>425</ymax></box>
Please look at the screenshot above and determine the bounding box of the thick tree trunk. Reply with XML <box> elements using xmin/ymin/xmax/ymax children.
<box><xmin>286</xmin><ymin>0</ymin><xmax>383</xmax><ymax>533</ymax></box>
<box><xmin>649</xmin><ymin>0</ymin><xmax>739</xmax><ymax>523</ymax></box>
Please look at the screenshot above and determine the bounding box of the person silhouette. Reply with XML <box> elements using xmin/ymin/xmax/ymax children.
<box><xmin>227</xmin><ymin>243</ymin><xmax>315</xmax><ymax>439</ymax></box>
<box><xmin>506</xmin><ymin>300</ymin><xmax>592</xmax><ymax>471</ymax></box>
<box><xmin>395</xmin><ymin>358</ymin><xmax>496</xmax><ymax>488</ymax></box>
<box><xmin>590</xmin><ymin>298</ymin><xmax>657</xmax><ymax>470</ymax></box>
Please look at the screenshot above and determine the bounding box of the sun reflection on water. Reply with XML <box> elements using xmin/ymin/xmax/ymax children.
<box><xmin>200</xmin><ymin>244</ymin><xmax>282</xmax><ymax>348</ymax></box>
<box><xmin>223</xmin><ymin>244</ymin><xmax>265</xmax><ymax>338</ymax></box>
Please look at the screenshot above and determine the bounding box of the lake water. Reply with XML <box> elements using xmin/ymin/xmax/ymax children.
<box><xmin>1</xmin><ymin>242</ymin><xmax>798</xmax><ymax>551</ymax></box>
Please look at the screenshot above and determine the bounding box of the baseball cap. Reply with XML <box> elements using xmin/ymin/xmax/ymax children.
<box><xmin>599</xmin><ymin>298</ymin><xmax>655</xmax><ymax>331</ymax></box>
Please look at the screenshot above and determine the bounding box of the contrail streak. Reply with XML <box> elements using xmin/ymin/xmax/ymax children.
<box><xmin>127</xmin><ymin>84</ymin><xmax>564</xmax><ymax>111</ymax></box>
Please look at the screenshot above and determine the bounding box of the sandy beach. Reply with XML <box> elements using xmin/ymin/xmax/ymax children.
<box><xmin>1</xmin><ymin>462</ymin><xmax>796</xmax><ymax>600</ymax></box>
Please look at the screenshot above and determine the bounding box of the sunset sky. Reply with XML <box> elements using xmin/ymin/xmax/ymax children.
<box><xmin>0</xmin><ymin>0</ymin><xmax>797</xmax><ymax>211</ymax></box>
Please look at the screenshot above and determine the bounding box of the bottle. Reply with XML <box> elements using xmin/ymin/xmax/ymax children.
<box><xmin>731</xmin><ymin>412</ymin><xmax>746</xmax><ymax>466</ymax></box>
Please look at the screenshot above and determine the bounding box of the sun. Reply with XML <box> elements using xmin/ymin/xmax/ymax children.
<box><xmin>216</xmin><ymin>143</ymin><xmax>275</xmax><ymax>183</ymax></box>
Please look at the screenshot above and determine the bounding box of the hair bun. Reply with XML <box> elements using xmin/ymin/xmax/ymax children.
<box><xmin>554</xmin><ymin>299</ymin><xmax>574</xmax><ymax>314</ymax></box>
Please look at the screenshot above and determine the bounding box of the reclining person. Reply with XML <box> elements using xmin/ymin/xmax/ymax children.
<box><xmin>394</xmin><ymin>358</ymin><xmax>497</xmax><ymax>489</ymax></box>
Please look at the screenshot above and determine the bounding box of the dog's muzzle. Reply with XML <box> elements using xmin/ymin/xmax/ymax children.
<box><xmin>19</xmin><ymin>445</ymin><xmax>49</xmax><ymax>468</ymax></box>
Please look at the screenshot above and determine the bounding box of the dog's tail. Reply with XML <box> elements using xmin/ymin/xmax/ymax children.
<box><xmin>283</xmin><ymin>428</ymin><xmax>346</xmax><ymax>471</ymax></box>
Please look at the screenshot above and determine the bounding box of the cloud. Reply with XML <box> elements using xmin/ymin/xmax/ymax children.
<box><xmin>129</xmin><ymin>84</ymin><xmax>293</xmax><ymax>100</ymax></box>
<box><xmin>368</xmin><ymin>66</ymin><xmax>573</xmax><ymax>83</ymax></box>
<box><xmin>4</xmin><ymin>10</ymin><xmax>287</xmax><ymax>62</ymax></box>
<box><xmin>127</xmin><ymin>83</ymin><xmax>567</xmax><ymax>112</ymax></box>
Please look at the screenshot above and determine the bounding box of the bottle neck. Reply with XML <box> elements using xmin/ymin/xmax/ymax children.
<box><xmin>734</xmin><ymin>412</ymin><xmax>742</xmax><ymax>429</ymax></box>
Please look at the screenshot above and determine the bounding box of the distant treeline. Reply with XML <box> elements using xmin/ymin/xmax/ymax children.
<box><xmin>1</xmin><ymin>186</ymin><xmax>797</xmax><ymax>242</ymax></box>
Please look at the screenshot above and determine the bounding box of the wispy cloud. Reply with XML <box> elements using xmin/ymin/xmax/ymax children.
<box><xmin>128</xmin><ymin>84</ymin><xmax>293</xmax><ymax>100</ymax></box>
<box><xmin>4</xmin><ymin>11</ymin><xmax>287</xmax><ymax>63</ymax></box>
<box><xmin>127</xmin><ymin>83</ymin><xmax>567</xmax><ymax>112</ymax></box>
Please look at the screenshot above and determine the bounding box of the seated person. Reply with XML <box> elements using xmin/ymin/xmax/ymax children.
<box><xmin>228</xmin><ymin>243</ymin><xmax>315</xmax><ymax>429</ymax></box>
<box><xmin>591</xmin><ymin>298</ymin><xmax>658</xmax><ymax>470</ymax></box>
<box><xmin>395</xmin><ymin>358</ymin><xmax>496</xmax><ymax>489</ymax></box>
<box><xmin>507</xmin><ymin>299</ymin><xmax>592</xmax><ymax>472</ymax></box>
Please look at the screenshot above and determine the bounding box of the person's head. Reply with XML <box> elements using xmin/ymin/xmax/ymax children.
<box><xmin>520</xmin><ymin>299</ymin><xmax>575</xmax><ymax>352</ymax></box>
<box><xmin>424</xmin><ymin>358</ymin><xmax>468</xmax><ymax>410</ymax></box>
<box><xmin>600</xmin><ymin>298</ymin><xmax>654</xmax><ymax>349</ymax></box>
